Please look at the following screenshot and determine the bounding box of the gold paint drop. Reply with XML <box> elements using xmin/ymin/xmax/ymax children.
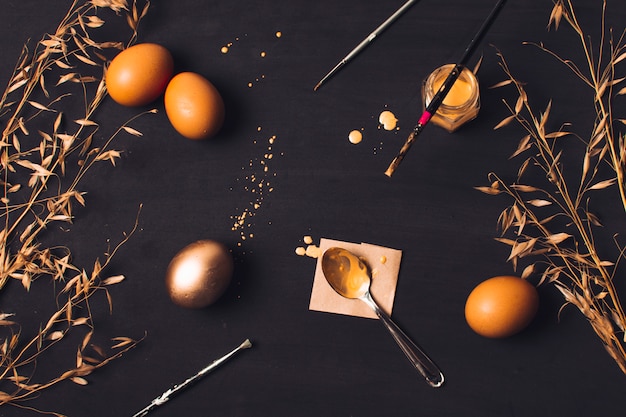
<box><xmin>348</xmin><ymin>130</ymin><xmax>363</xmax><ymax>144</ymax></box>
<box><xmin>379</xmin><ymin>110</ymin><xmax>398</xmax><ymax>131</ymax></box>
<box><xmin>305</xmin><ymin>245</ymin><xmax>321</xmax><ymax>258</ymax></box>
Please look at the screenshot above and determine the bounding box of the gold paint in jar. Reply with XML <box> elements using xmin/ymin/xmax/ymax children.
<box><xmin>422</xmin><ymin>64</ymin><xmax>480</xmax><ymax>132</ymax></box>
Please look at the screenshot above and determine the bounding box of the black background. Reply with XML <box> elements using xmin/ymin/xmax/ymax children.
<box><xmin>1</xmin><ymin>1</ymin><xmax>626</xmax><ymax>416</ymax></box>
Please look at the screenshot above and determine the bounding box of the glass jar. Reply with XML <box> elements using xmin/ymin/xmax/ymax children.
<box><xmin>422</xmin><ymin>64</ymin><xmax>480</xmax><ymax>133</ymax></box>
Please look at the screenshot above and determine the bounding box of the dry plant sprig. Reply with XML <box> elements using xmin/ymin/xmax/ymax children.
<box><xmin>0</xmin><ymin>210</ymin><xmax>146</xmax><ymax>414</ymax></box>
<box><xmin>0</xmin><ymin>0</ymin><xmax>152</xmax><ymax>414</ymax></box>
<box><xmin>1</xmin><ymin>0</ymin><xmax>151</xmax><ymax>290</ymax></box>
<box><xmin>477</xmin><ymin>0</ymin><xmax>626</xmax><ymax>373</ymax></box>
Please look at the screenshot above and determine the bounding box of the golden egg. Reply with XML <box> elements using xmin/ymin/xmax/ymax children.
<box><xmin>165</xmin><ymin>240</ymin><xmax>233</xmax><ymax>309</ymax></box>
<box><xmin>465</xmin><ymin>275</ymin><xmax>539</xmax><ymax>338</ymax></box>
<box><xmin>105</xmin><ymin>43</ymin><xmax>174</xmax><ymax>107</ymax></box>
<box><xmin>164</xmin><ymin>72</ymin><xmax>225</xmax><ymax>140</ymax></box>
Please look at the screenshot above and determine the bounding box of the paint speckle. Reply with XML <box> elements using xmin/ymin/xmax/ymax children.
<box><xmin>221</xmin><ymin>41</ymin><xmax>234</xmax><ymax>54</ymax></box>
<box><xmin>247</xmin><ymin>75</ymin><xmax>266</xmax><ymax>88</ymax></box>
<box><xmin>231</xmin><ymin>133</ymin><xmax>281</xmax><ymax>247</ymax></box>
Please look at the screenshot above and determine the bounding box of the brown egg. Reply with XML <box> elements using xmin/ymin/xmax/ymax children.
<box><xmin>465</xmin><ymin>275</ymin><xmax>539</xmax><ymax>338</ymax></box>
<box><xmin>165</xmin><ymin>240</ymin><xmax>233</xmax><ymax>309</ymax></box>
<box><xmin>105</xmin><ymin>43</ymin><xmax>174</xmax><ymax>107</ymax></box>
<box><xmin>164</xmin><ymin>72</ymin><xmax>225</xmax><ymax>140</ymax></box>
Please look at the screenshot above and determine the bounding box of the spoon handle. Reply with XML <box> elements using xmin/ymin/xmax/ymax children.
<box><xmin>362</xmin><ymin>293</ymin><xmax>444</xmax><ymax>387</ymax></box>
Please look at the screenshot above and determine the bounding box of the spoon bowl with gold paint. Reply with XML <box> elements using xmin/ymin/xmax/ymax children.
<box><xmin>321</xmin><ymin>247</ymin><xmax>444</xmax><ymax>387</ymax></box>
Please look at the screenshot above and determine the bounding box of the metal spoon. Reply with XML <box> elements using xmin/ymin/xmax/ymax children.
<box><xmin>321</xmin><ymin>247</ymin><xmax>444</xmax><ymax>387</ymax></box>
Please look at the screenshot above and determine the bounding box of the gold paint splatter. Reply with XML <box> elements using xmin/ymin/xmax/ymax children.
<box><xmin>231</xmin><ymin>133</ymin><xmax>280</xmax><ymax>246</ymax></box>
<box><xmin>380</xmin><ymin>255</ymin><xmax>387</xmax><ymax>264</ymax></box>
<box><xmin>260</xmin><ymin>51</ymin><xmax>267</xmax><ymax>58</ymax></box>
<box><xmin>305</xmin><ymin>245</ymin><xmax>321</xmax><ymax>258</ymax></box>
<box><xmin>247</xmin><ymin>75</ymin><xmax>266</xmax><ymax>89</ymax></box>
<box><xmin>221</xmin><ymin>41</ymin><xmax>234</xmax><ymax>54</ymax></box>
<box><xmin>295</xmin><ymin>236</ymin><xmax>321</xmax><ymax>258</ymax></box>
<box><xmin>275</xmin><ymin>31</ymin><xmax>282</xmax><ymax>38</ymax></box>
<box><xmin>348</xmin><ymin>130</ymin><xmax>363</xmax><ymax>144</ymax></box>
<box><xmin>379</xmin><ymin>110</ymin><xmax>398</xmax><ymax>131</ymax></box>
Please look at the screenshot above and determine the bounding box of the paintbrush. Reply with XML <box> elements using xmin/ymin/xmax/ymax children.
<box><xmin>131</xmin><ymin>339</ymin><xmax>252</xmax><ymax>417</ymax></box>
<box><xmin>314</xmin><ymin>0</ymin><xmax>420</xmax><ymax>91</ymax></box>
<box><xmin>385</xmin><ymin>0</ymin><xmax>508</xmax><ymax>177</ymax></box>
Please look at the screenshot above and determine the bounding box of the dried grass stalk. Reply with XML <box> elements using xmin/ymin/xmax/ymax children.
<box><xmin>478</xmin><ymin>0</ymin><xmax>626</xmax><ymax>373</ymax></box>
<box><xmin>0</xmin><ymin>0</ymin><xmax>151</xmax><ymax>414</ymax></box>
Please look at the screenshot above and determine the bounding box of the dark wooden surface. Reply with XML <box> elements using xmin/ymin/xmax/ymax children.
<box><xmin>1</xmin><ymin>1</ymin><xmax>625</xmax><ymax>416</ymax></box>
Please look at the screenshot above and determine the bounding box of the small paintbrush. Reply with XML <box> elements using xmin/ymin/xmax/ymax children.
<box><xmin>314</xmin><ymin>0</ymin><xmax>420</xmax><ymax>91</ymax></box>
<box><xmin>385</xmin><ymin>0</ymin><xmax>508</xmax><ymax>177</ymax></box>
<box><xmin>131</xmin><ymin>339</ymin><xmax>252</xmax><ymax>417</ymax></box>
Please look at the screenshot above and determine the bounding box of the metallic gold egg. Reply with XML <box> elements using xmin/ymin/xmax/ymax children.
<box><xmin>165</xmin><ymin>240</ymin><xmax>234</xmax><ymax>309</ymax></box>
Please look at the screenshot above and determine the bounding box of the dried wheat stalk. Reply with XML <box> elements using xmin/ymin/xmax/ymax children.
<box><xmin>0</xmin><ymin>0</ymin><xmax>151</xmax><ymax>414</ymax></box>
<box><xmin>477</xmin><ymin>0</ymin><xmax>626</xmax><ymax>373</ymax></box>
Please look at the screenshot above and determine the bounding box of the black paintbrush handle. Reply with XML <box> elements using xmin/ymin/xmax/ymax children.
<box><xmin>458</xmin><ymin>0</ymin><xmax>508</xmax><ymax>67</ymax></box>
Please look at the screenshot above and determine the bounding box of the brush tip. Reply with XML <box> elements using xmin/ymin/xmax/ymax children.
<box><xmin>240</xmin><ymin>339</ymin><xmax>252</xmax><ymax>349</ymax></box>
<box><xmin>385</xmin><ymin>160</ymin><xmax>398</xmax><ymax>177</ymax></box>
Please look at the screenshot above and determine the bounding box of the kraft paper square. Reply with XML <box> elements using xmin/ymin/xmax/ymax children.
<box><xmin>309</xmin><ymin>238</ymin><xmax>402</xmax><ymax>319</ymax></box>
